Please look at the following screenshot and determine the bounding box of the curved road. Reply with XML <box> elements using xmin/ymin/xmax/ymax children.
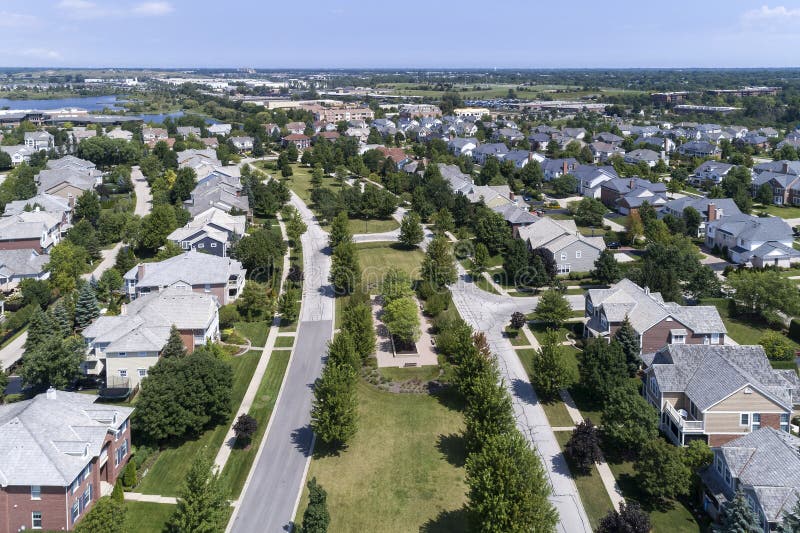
<box><xmin>228</xmin><ymin>191</ymin><xmax>334</xmax><ymax>533</ymax></box>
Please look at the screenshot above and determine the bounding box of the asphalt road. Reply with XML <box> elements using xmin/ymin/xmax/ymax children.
<box><xmin>228</xmin><ymin>191</ymin><xmax>333</xmax><ymax>533</ymax></box>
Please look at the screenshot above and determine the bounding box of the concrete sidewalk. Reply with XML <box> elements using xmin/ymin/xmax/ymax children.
<box><xmin>124</xmin><ymin>492</ymin><xmax>177</xmax><ymax>504</ymax></box>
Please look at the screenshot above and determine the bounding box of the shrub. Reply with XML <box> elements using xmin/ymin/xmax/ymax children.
<box><xmin>218</xmin><ymin>305</ymin><xmax>241</xmax><ymax>329</ymax></box>
<box><xmin>424</xmin><ymin>293</ymin><xmax>447</xmax><ymax>317</ymax></box>
<box><xmin>122</xmin><ymin>461</ymin><xmax>137</xmax><ymax>488</ymax></box>
<box><xmin>759</xmin><ymin>331</ymin><xmax>795</xmax><ymax>361</ymax></box>
<box><xmin>111</xmin><ymin>479</ymin><xmax>124</xmax><ymax>502</ymax></box>
<box><xmin>233</xmin><ymin>413</ymin><xmax>258</xmax><ymax>445</ymax></box>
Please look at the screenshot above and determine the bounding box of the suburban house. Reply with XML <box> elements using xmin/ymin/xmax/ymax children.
<box><xmin>207</xmin><ymin>123</ymin><xmax>232</xmax><ymax>136</ymax></box>
<box><xmin>176</xmin><ymin>126</ymin><xmax>201</xmax><ymax>139</ymax></box>
<box><xmin>700</xmin><ymin>428</ymin><xmax>800</xmax><ymax>531</ymax></box>
<box><xmin>600</xmin><ymin>177</ymin><xmax>668</xmax><ymax>214</ymax></box>
<box><xmin>0</xmin><ymin>389</ymin><xmax>133</xmax><ymax>533</ymax></box>
<box><xmin>178</xmin><ymin>148</ymin><xmax>221</xmax><ymax>180</ymax></box>
<box><xmin>574</xmin><ymin>165</ymin><xmax>619</xmax><ymax>198</ymax></box>
<box><xmin>0</xmin><ymin>211</ymin><xmax>63</xmax><ymax>253</ymax></box>
<box><xmin>448</xmin><ymin>137</ymin><xmax>478</xmax><ymax>157</ymax></box>
<box><xmin>284</xmin><ymin>121</ymin><xmax>307</xmax><ymax>135</ymax></box>
<box><xmin>541</xmin><ymin>158</ymin><xmax>579</xmax><ymax>181</ymax></box>
<box><xmin>141</xmin><ymin>127</ymin><xmax>168</xmax><ymax>143</ymax></box>
<box><xmin>584</xmin><ymin>278</ymin><xmax>727</xmax><ymax>353</ymax></box>
<box><xmin>659</xmin><ymin>197</ymin><xmax>741</xmax><ymax>237</ymax></box>
<box><xmin>589</xmin><ymin>141</ymin><xmax>625</xmax><ymax>163</ymax></box>
<box><xmin>106</xmin><ymin>128</ymin><xmax>133</xmax><ymax>141</ymax></box>
<box><xmin>23</xmin><ymin>131</ymin><xmax>54</xmax><ymax>151</ymax></box>
<box><xmin>692</xmin><ymin>161</ymin><xmax>735</xmax><ymax>186</ymax></box>
<box><xmin>184</xmin><ymin>170</ymin><xmax>249</xmax><ymax>218</ymax></box>
<box><xmin>230</xmin><ymin>136</ymin><xmax>254</xmax><ymax>152</ymax></box>
<box><xmin>594</xmin><ymin>132</ymin><xmax>624</xmax><ymax>145</ymax></box>
<box><xmin>624</xmin><ymin>148</ymin><xmax>662</xmax><ymax>167</ymax></box>
<box><xmin>36</xmin><ymin>167</ymin><xmax>100</xmax><ymax>200</ymax></box>
<box><xmin>82</xmin><ymin>288</ymin><xmax>220</xmax><ymax>388</ymax></box>
<box><xmin>678</xmin><ymin>140</ymin><xmax>720</xmax><ymax>158</ymax></box>
<box><xmin>705</xmin><ymin>214</ymin><xmax>797</xmax><ymax>266</ymax></box>
<box><xmin>167</xmin><ymin>207</ymin><xmax>245</xmax><ymax>257</ymax></box>
<box><xmin>517</xmin><ymin>216</ymin><xmax>606</xmax><ymax>275</ymax></box>
<box><xmin>3</xmin><ymin>193</ymin><xmax>73</xmax><ymax>225</ymax></box>
<box><xmin>123</xmin><ymin>250</ymin><xmax>246</xmax><ymax>305</ymax></box>
<box><xmin>0</xmin><ymin>249</ymin><xmax>49</xmax><ymax>291</ymax></box>
<box><xmin>753</xmin><ymin>160</ymin><xmax>800</xmax><ymax>176</ymax></box>
<box><xmin>751</xmin><ymin>172</ymin><xmax>799</xmax><ymax>205</ymax></box>
<box><xmin>504</xmin><ymin>150</ymin><xmax>543</xmax><ymax>169</ymax></box>
<box><xmin>472</xmin><ymin>143</ymin><xmax>509</xmax><ymax>164</ymax></box>
<box><xmin>282</xmin><ymin>133</ymin><xmax>311</xmax><ymax>150</ymax></box>
<box><xmin>0</xmin><ymin>145</ymin><xmax>34</xmax><ymax>166</ymax></box>
<box><xmin>641</xmin><ymin>344</ymin><xmax>799</xmax><ymax>447</ymax></box>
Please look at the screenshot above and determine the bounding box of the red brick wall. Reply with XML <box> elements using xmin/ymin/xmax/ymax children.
<box><xmin>0</xmin><ymin>238</ymin><xmax>42</xmax><ymax>252</ymax></box>
<box><xmin>761</xmin><ymin>413</ymin><xmax>782</xmax><ymax>430</ymax></box>
<box><xmin>709</xmin><ymin>434</ymin><xmax>744</xmax><ymax>447</ymax></box>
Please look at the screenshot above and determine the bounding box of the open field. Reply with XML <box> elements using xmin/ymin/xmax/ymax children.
<box><xmin>356</xmin><ymin>242</ymin><xmax>425</xmax><ymax>291</ymax></box>
<box><xmin>295</xmin><ymin>382</ymin><xmax>468</xmax><ymax>532</ymax></box>
<box><xmin>124</xmin><ymin>502</ymin><xmax>175</xmax><ymax>533</ymax></box>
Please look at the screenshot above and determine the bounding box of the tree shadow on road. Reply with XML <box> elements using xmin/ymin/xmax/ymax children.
<box><xmin>510</xmin><ymin>378</ymin><xmax>539</xmax><ymax>406</ymax></box>
<box><xmin>290</xmin><ymin>425</ymin><xmax>315</xmax><ymax>457</ymax></box>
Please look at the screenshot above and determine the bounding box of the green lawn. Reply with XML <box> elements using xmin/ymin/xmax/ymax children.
<box><xmin>542</xmin><ymin>400</ymin><xmax>575</xmax><ymax>427</ymax></box>
<box><xmin>218</xmin><ymin>349</ymin><xmax>291</xmax><ymax>498</ymax></box>
<box><xmin>282</xmin><ymin>164</ymin><xmax>338</xmax><ymax>204</ymax></box>
<box><xmin>355</xmin><ymin>242</ymin><xmax>425</xmax><ymax>292</ymax></box>
<box><xmin>233</xmin><ymin>321</ymin><xmax>271</xmax><ymax>347</ymax></box>
<box><xmin>475</xmin><ymin>275</ymin><xmax>500</xmax><ymax>295</ymax></box>
<box><xmin>378</xmin><ymin>365</ymin><xmax>442</xmax><ymax>382</ymax></box>
<box><xmin>348</xmin><ymin>217</ymin><xmax>399</xmax><ymax>235</ymax></box>
<box><xmin>701</xmin><ymin>298</ymin><xmax>799</xmax><ymax>349</ymax></box>
<box><xmin>756</xmin><ymin>203</ymin><xmax>800</xmax><ymax>219</ymax></box>
<box><xmin>274</xmin><ymin>335</ymin><xmax>295</xmax><ymax>348</ymax></box>
<box><xmin>505</xmin><ymin>327</ymin><xmax>528</xmax><ymax>346</ymax></box>
<box><xmin>295</xmin><ymin>382</ymin><xmax>468</xmax><ymax>532</ymax></box>
<box><xmin>607</xmin><ymin>461</ymin><xmax>708</xmax><ymax>533</ymax></box>
<box><xmin>135</xmin><ymin>350</ymin><xmax>262</xmax><ymax>496</ymax></box>
<box><xmin>554</xmin><ymin>432</ymin><xmax>613</xmax><ymax>529</ymax></box>
<box><xmin>124</xmin><ymin>502</ymin><xmax>175</xmax><ymax>533</ymax></box>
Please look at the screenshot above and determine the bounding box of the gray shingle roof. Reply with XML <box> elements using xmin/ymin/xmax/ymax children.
<box><xmin>0</xmin><ymin>391</ymin><xmax>133</xmax><ymax>486</ymax></box>
<box><xmin>124</xmin><ymin>250</ymin><xmax>245</xmax><ymax>288</ymax></box>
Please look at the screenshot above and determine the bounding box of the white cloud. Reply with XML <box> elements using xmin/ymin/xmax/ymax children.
<box><xmin>741</xmin><ymin>5</ymin><xmax>800</xmax><ymax>25</ymax></box>
<box><xmin>20</xmin><ymin>48</ymin><xmax>62</xmax><ymax>60</ymax></box>
<box><xmin>132</xmin><ymin>2</ymin><xmax>174</xmax><ymax>16</ymax></box>
<box><xmin>0</xmin><ymin>11</ymin><xmax>38</xmax><ymax>27</ymax></box>
<box><xmin>57</xmin><ymin>0</ymin><xmax>95</xmax><ymax>9</ymax></box>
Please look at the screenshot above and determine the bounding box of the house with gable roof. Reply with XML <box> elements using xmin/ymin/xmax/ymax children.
<box><xmin>705</xmin><ymin>214</ymin><xmax>798</xmax><ymax>266</ymax></box>
<box><xmin>517</xmin><ymin>216</ymin><xmax>605</xmax><ymax>274</ymax></box>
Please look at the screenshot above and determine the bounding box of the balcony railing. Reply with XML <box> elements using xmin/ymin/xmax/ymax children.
<box><xmin>664</xmin><ymin>401</ymin><xmax>704</xmax><ymax>432</ymax></box>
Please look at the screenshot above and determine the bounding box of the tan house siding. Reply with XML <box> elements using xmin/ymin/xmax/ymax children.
<box><xmin>47</xmin><ymin>184</ymin><xmax>86</xmax><ymax>200</ymax></box>
<box><xmin>712</xmin><ymin>388</ymin><xmax>786</xmax><ymax>412</ymax></box>
<box><xmin>705</xmin><ymin>412</ymin><xmax>750</xmax><ymax>434</ymax></box>
<box><xmin>662</xmin><ymin>392</ymin><xmax>684</xmax><ymax>410</ymax></box>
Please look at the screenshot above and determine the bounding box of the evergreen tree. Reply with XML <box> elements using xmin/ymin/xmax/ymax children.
<box><xmin>328</xmin><ymin>211</ymin><xmax>351</xmax><ymax>250</ymax></box>
<box><xmin>421</xmin><ymin>235</ymin><xmax>457</xmax><ymax>288</ymax></box>
<box><xmin>310</xmin><ymin>361</ymin><xmax>358</xmax><ymax>448</ymax></box>
<box><xmin>601</xmin><ymin>384</ymin><xmax>659</xmax><ymax>455</ymax></box>
<box><xmin>74</xmin><ymin>497</ymin><xmax>128</xmax><ymax>533</ymax></box>
<box><xmin>716</xmin><ymin>490</ymin><xmax>762</xmax><ymax>533</ymax></box>
<box><xmin>161</xmin><ymin>325</ymin><xmax>187</xmax><ymax>359</ymax></box>
<box><xmin>114</xmin><ymin>246</ymin><xmax>137</xmax><ymax>275</ymax></box>
<box><xmin>592</xmin><ymin>249</ymin><xmax>621</xmax><ymax>284</ymax></box>
<box><xmin>169</xmin><ymin>453</ymin><xmax>229</xmax><ymax>533</ymax></box>
<box><xmin>614</xmin><ymin>316</ymin><xmax>641</xmax><ymax>375</ymax></box>
<box><xmin>532</xmin><ymin>329</ymin><xmax>570</xmax><ymax>399</ymax></box>
<box><xmin>25</xmin><ymin>307</ymin><xmax>57</xmax><ymax>352</ymax></box>
<box><xmin>326</xmin><ymin>330</ymin><xmax>360</xmax><ymax>373</ymax></box>
<box><xmin>634</xmin><ymin>438</ymin><xmax>691</xmax><ymax>502</ymax></box>
<box><xmin>472</xmin><ymin>243</ymin><xmax>489</xmax><ymax>276</ymax></box>
<box><xmin>398</xmin><ymin>212</ymin><xmax>424</xmax><ymax>248</ymax></box>
<box><xmin>301</xmin><ymin>477</ymin><xmax>330</xmax><ymax>533</ymax></box>
<box><xmin>330</xmin><ymin>242</ymin><xmax>360</xmax><ymax>295</ymax></box>
<box><xmin>778</xmin><ymin>498</ymin><xmax>800</xmax><ymax>533</ymax></box>
<box><xmin>21</xmin><ymin>335</ymin><xmax>84</xmax><ymax>389</ymax></box>
<box><xmin>74</xmin><ymin>283</ymin><xmax>100</xmax><ymax>330</ymax></box>
<box><xmin>50</xmin><ymin>301</ymin><xmax>73</xmax><ymax>338</ymax></box>
<box><xmin>534</xmin><ymin>287</ymin><xmax>572</xmax><ymax>328</ymax></box>
<box><xmin>463</xmin><ymin>365</ymin><xmax>516</xmax><ymax>454</ymax></box>
<box><xmin>340</xmin><ymin>301</ymin><xmax>376</xmax><ymax>362</ymax></box>
<box><xmin>466</xmin><ymin>431</ymin><xmax>557</xmax><ymax>532</ymax></box>
<box><xmin>503</xmin><ymin>238</ymin><xmax>530</xmax><ymax>286</ymax></box>
<box><xmin>577</xmin><ymin>339</ymin><xmax>628</xmax><ymax>402</ymax></box>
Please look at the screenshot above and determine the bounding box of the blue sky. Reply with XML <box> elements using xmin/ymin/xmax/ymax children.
<box><xmin>1</xmin><ymin>1</ymin><xmax>800</xmax><ymax>68</ymax></box>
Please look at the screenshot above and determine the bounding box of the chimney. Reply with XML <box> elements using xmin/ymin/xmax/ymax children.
<box><xmin>137</xmin><ymin>263</ymin><xmax>145</xmax><ymax>280</ymax></box>
<box><xmin>707</xmin><ymin>203</ymin><xmax>717</xmax><ymax>222</ymax></box>
<box><xmin>67</xmin><ymin>194</ymin><xmax>75</xmax><ymax>207</ymax></box>
<box><xmin>783</xmin><ymin>162</ymin><xmax>790</xmax><ymax>174</ymax></box>
<box><xmin>663</xmin><ymin>137</ymin><xmax>669</xmax><ymax>152</ymax></box>
<box><xmin>562</xmin><ymin>160</ymin><xmax>568</xmax><ymax>176</ymax></box>
<box><xmin>46</xmin><ymin>387</ymin><xmax>56</xmax><ymax>400</ymax></box>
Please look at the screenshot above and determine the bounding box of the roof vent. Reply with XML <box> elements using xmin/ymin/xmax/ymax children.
<box><xmin>46</xmin><ymin>387</ymin><xmax>56</xmax><ymax>400</ymax></box>
<box><xmin>744</xmin><ymin>387</ymin><xmax>753</xmax><ymax>394</ymax></box>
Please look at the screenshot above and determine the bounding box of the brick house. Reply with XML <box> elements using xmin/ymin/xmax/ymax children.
<box><xmin>0</xmin><ymin>389</ymin><xmax>133</xmax><ymax>532</ymax></box>
<box><xmin>282</xmin><ymin>134</ymin><xmax>311</xmax><ymax>150</ymax></box>
<box><xmin>584</xmin><ymin>278</ymin><xmax>726</xmax><ymax>353</ymax></box>
<box><xmin>123</xmin><ymin>250</ymin><xmax>246</xmax><ymax>305</ymax></box>
<box><xmin>642</xmin><ymin>344</ymin><xmax>800</xmax><ymax>447</ymax></box>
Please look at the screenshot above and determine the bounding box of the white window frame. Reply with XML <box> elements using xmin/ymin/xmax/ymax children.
<box><xmin>711</xmin><ymin>333</ymin><xmax>721</xmax><ymax>344</ymax></box>
<box><xmin>31</xmin><ymin>485</ymin><xmax>40</xmax><ymax>500</ymax></box>
<box><xmin>32</xmin><ymin>511</ymin><xmax>43</xmax><ymax>529</ymax></box>
<box><xmin>781</xmin><ymin>413</ymin><xmax>790</xmax><ymax>432</ymax></box>
<box><xmin>560</xmin><ymin>252</ymin><xmax>567</xmax><ymax>261</ymax></box>
<box><xmin>118</xmin><ymin>369</ymin><xmax>128</xmax><ymax>378</ymax></box>
<box><xmin>137</xmin><ymin>368</ymin><xmax>147</xmax><ymax>378</ymax></box>
<box><xmin>210</xmin><ymin>243</ymin><xmax>217</xmax><ymax>248</ymax></box>
<box><xmin>751</xmin><ymin>413</ymin><xmax>761</xmax><ymax>431</ymax></box>
<box><xmin>198</xmin><ymin>243</ymin><xmax>205</xmax><ymax>249</ymax></box>
<box><xmin>740</xmin><ymin>413</ymin><xmax>750</xmax><ymax>427</ymax></box>
<box><xmin>575</xmin><ymin>250</ymin><xmax>582</xmax><ymax>259</ymax></box>
<box><xmin>671</xmin><ymin>334</ymin><xmax>686</xmax><ymax>345</ymax></box>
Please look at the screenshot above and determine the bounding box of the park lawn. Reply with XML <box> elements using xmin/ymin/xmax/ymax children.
<box><xmin>355</xmin><ymin>242</ymin><xmax>425</xmax><ymax>291</ymax></box>
<box><xmin>274</xmin><ymin>335</ymin><xmax>295</xmax><ymax>348</ymax></box>
<box><xmin>542</xmin><ymin>400</ymin><xmax>575</xmax><ymax>428</ymax></box>
<box><xmin>348</xmin><ymin>217</ymin><xmax>399</xmax><ymax>235</ymax></box>
<box><xmin>378</xmin><ymin>365</ymin><xmax>442</xmax><ymax>382</ymax></box>
<box><xmin>295</xmin><ymin>381</ymin><xmax>468</xmax><ymax>533</ymax></box>
<box><xmin>516</xmin><ymin>343</ymin><xmax>580</xmax><ymax>387</ymax></box>
<box><xmin>554</xmin><ymin>432</ymin><xmax>613</xmax><ymax>530</ymax></box>
<box><xmin>218</xmin><ymin>349</ymin><xmax>292</xmax><ymax>498</ymax></box>
<box><xmin>124</xmin><ymin>502</ymin><xmax>175</xmax><ymax>533</ymax></box>
<box><xmin>607</xmin><ymin>460</ymin><xmax>708</xmax><ymax>533</ymax></box>
<box><xmin>135</xmin><ymin>350</ymin><xmax>262</xmax><ymax>497</ymax></box>
<box><xmin>475</xmin><ymin>275</ymin><xmax>500</xmax><ymax>295</ymax></box>
<box><xmin>505</xmin><ymin>327</ymin><xmax>528</xmax><ymax>346</ymax></box>
<box><xmin>233</xmin><ymin>321</ymin><xmax>271</xmax><ymax>347</ymax></box>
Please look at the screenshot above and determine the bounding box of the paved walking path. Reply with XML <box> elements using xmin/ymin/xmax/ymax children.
<box><xmin>603</xmin><ymin>216</ymin><xmax>625</xmax><ymax>232</ymax></box>
<box><xmin>124</xmin><ymin>492</ymin><xmax>177</xmax><ymax>504</ymax></box>
<box><xmin>481</xmin><ymin>271</ymin><xmax>510</xmax><ymax>296</ymax></box>
<box><xmin>213</xmin><ymin>214</ymin><xmax>292</xmax><ymax>471</ymax></box>
<box><xmin>0</xmin><ymin>330</ymin><xmax>27</xmax><ymax>372</ymax></box>
<box><xmin>559</xmin><ymin>389</ymin><xmax>625</xmax><ymax>510</ymax></box>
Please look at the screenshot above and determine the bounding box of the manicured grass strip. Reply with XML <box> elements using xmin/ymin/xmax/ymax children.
<box><xmin>135</xmin><ymin>350</ymin><xmax>261</xmax><ymax>496</ymax></box>
<box><xmin>347</xmin><ymin>217</ymin><xmax>399</xmax><ymax>235</ymax></box>
<box><xmin>124</xmin><ymin>501</ymin><xmax>175</xmax><ymax>533</ymax></box>
<box><xmin>218</xmin><ymin>350</ymin><xmax>292</xmax><ymax>498</ymax></box>
<box><xmin>295</xmin><ymin>381</ymin><xmax>468</xmax><ymax>532</ymax></box>
<box><xmin>378</xmin><ymin>365</ymin><xmax>441</xmax><ymax>382</ymax></box>
<box><xmin>505</xmin><ymin>327</ymin><xmax>527</xmax><ymax>346</ymax></box>
<box><xmin>475</xmin><ymin>275</ymin><xmax>500</xmax><ymax>295</ymax></box>
<box><xmin>701</xmin><ymin>298</ymin><xmax>799</xmax><ymax>349</ymax></box>
<box><xmin>355</xmin><ymin>242</ymin><xmax>425</xmax><ymax>292</ymax></box>
<box><xmin>541</xmin><ymin>400</ymin><xmax>575</xmax><ymax>428</ymax></box>
<box><xmin>274</xmin><ymin>335</ymin><xmax>295</xmax><ymax>348</ymax></box>
<box><xmin>554</xmin><ymin>432</ymin><xmax>613</xmax><ymax>530</ymax></box>
<box><xmin>233</xmin><ymin>321</ymin><xmax>271</xmax><ymax>347</ymax></box>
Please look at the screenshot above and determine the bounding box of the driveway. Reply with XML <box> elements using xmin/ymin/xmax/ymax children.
<box><xmin>228</xmin><ymin>191</ymin><xmax>334</xmax><ymax>533</ymax></box>
<box><xmin>0</xmin><ymin>331</ymin><xmax>27</xmax><ymax>372</ymax></box>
